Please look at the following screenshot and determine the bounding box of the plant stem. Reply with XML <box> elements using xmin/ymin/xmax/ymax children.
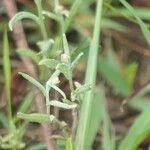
<box><xmin>46</xmin><ymin>70</ymin><xmax>60</xmax><ymax>115</ymax></box>
<box><xmin>75</xmin><ymin>0</ymin><xmax>103</xmax><ymax>149</ymax></box>
<box><xmin>35</xmin><ymin>0</ymin><xmax>48</xmax><ymax>41</ymax></box>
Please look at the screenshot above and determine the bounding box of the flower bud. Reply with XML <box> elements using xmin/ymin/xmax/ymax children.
<box><xmin>61</xmin><ymin>53</ymin><xmax>70</xmax><ymax>63</ymax></box>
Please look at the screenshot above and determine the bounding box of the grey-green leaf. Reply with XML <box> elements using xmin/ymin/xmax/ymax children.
<box><xmin>19</xmin><ymin>72</ymin><xmax>45</xmax><ymax>95</ymax></box>
<box><xmin>42</xmin><ymin>11</ymin><xmax>60</xmax><ymax>22</ymax></box>
<box><xmin>47</xmin><ymin>100</ymin><xmax>77</xmax><ymax>109</ymax></box>
<box><xmin>9</xmin><ymin>12</ymin><xmax>40</xmax><ymax>31</ymax></box>
<box><xmin>17</xmin><ymin>112</ymin><xmax>49</xmax><ymax>123</ymax></box>
<box><xmin>56</xmin><ymin>63</ymin><xmax>70</xmax><ymax>80</ymax></box>
<box><xmin>63</xmin><ymin>34</ymin><xmax>70</xmax><ymax>55</ymax></box>
<box><xmin>71</xmin><ymin>52</ymin><xmax>84</xmax><ymax>69</ymax></box>
<box><xmin>39</xmin><ymin>59</ymin><xmax>59</xmax><ymax>69</ymax></box>
<box><xmin>16</xmin><ymin>48</ymin><xmax>40</xmax><ymax>64</ymax></box>
<box><xmin>37</xmin><ymin>39</ymin><xmax>54</xmax><ymax>54</ymax></box>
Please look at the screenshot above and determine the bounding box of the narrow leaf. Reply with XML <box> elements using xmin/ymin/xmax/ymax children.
<box><xmin>71</xmin><ymin>52</ymin><xmax>84</xmax><ymax>69</ymax></box>
<box><xmin>120</xmin><ymin>0</ymin><xmax>150</xmax><ymax>46</ymax></box>
<box><xmin>63</xmin><ymin>34</ymin><xmax>70</xmax><ymax>55</ymax></box>
<box><xmin>50</xmin><ymin>85</ymin><xmax>66</xmax><ymax>99</ymax></box>
<box><xmin>98</xmin><ymin>57</ymin><xmax>131</xmax><ymax>97</ymax></box>
<box><xmin>39</xmin><ymin>59</ymin><xmax>59</xmax><ymax>69</ymax></box>
<box><xmin>16</xmin><ymin>93</ymin><xmax>33</xmax><ymax>115</ymax></box>
<box><xmin>19</xmin><ymin>72</ymin><xmax>45</xmax><ymax>95</ymax></box>
<box><xmin>42</xmin><ymin>11</ymin><xmax>60</xmax><ymax>22</ymax></box>
<box><xmin>56</xmin><ymin>63</ymin><xmax>70</xmax><ymax>80</ymax></box>
<box><xmin>102</xmin><ymin>18</ymin><xmax>129</xmax><ymax>33</ymax></box>
<box><xmin>86</xmin><ymin>89</ymin><xmax>105</xmax><ymax>149</ymax></box>
<box><xmin>17</xmin><ymin>48</ymin><xmax>40</xmax><ymax>64</ymax></box>
<box><xmin>119</xmin><ymin>105</ymin><xmax>150</xmax><ymax>150</ymax></box>
<box><xmin>3</xmin><ymin>30</ymin><xmax>12</xmax><ymax>122</ymax></box>
<box><xmin>37</xmin><ymin>39</ymin><xmax>54</xmax><ymax>54</ymax></box>
<box><xmin>47</xmin><ymin>100</ymin><xmax>77</xmax><ymax>109</ymax></box>
<box><xmin>9</xmin><ymin>12</ymin><xmax>40</xmax><ymax>31</ymax></box>
<box><xmin>66</xmin><ymin>137</ymin><xmax>72</xmax><ymax>150</ymax></box>
<box><xmin>75</xmin><ymin>0</ymin><xmax>104</xmax><ymax>149</ymax></box>
<box><xmin>17</xmin><ymin>113</ymin><xmax>49</xmax><ymax>123</ymax></box>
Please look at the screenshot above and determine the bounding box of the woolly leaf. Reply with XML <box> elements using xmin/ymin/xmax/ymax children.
<box><xmin>9</xmin><ymin>12</ymin><xmax>40</xmax><ymax>31</ymax></box>
<box><xmin>19</xmin><ymin>72</ymin><xmax>45</xmax><ymax>95</ymax></box>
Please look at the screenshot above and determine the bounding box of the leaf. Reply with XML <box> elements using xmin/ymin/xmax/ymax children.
<box><xmin>26</xmin><ymin>143</ymin><xmax>47</xmax><ymax>150</ymax></box>
<box><xmin>50</xmin><ymin>85</ymin><xmax>66</xmax><ymax>99</ymax></box>
<box><xmin>14</xmin><ymin>93</ymin><xmax>33</xmax><ymax>123</ymax></box>
<box><xmin>102</xmin><ymin>100</ymin><xmax>116</xmax><ymax>150</ymax></box>
<box><xmin>75</xmin><ymin>0</ymin><xmax>104</xmax><ymax>148</ymax></box>
<box><xmin>128</xmin><ymin>83</ymin><xmax>150</xmax><ymax>111</ymax></box>
<box><xmin>42</xmin><ymin>11</ymin><xmax>60</xmax><ymax>22</ymax></box>
<box><xmin>16</xmin><ymin>48</ymin><xmax>40</xmax><ymax>64</ymax></box>
<box><xmin>120</xmin><ymin>0</ymin><xmax>150</xmax><ymax>46</ymax></box>
<box><xmin>19</xmin><ymin>72</ymin><xmax>45</xmax><ymax>95</ymax></box>
<box><xmin>106</xmin><ymin>7</ymin><xmax>150</xmax><ymax>20</ymax></box>
<box><xmin>86</xmin><ymin>88</ymin><xmax>105</xmax><ymax>149</ymax></box>
<box><xmin>123</xmin><ymin>63</ymin><xmax>138</xmax><ymax>90</ymax></box>
<box><xmin>46</xmin><ymin>100</ymin><xmax>77</xmax><ymax>109</ymax></box>
<box><xmin>39</xmin><ymin>59</ymin><xmax>59</xmax><ymax>69</ymax></box>
<box><xmin>17</xmin><ymin>113</ymin><xmax>49</xmax><ymax>123</ymax></box>
<box><xmin>56</xmin><ymin>63</ymin><xmax>70</xmax><ymax>80</ymax></box>
<box><xmin>75</xmin><ymin>83</ymin><xmax>91</xmax><ymax>94</ymax></box>
<box><xmin>71</xmin><ymin>40</ymin><xmax>89</xmax><ymax>61</ymax></box>
<box><xmin>66</xmin><ymin>137</ymin><xmax>72</xmax><ymax>150</ymax></box>
<box><xmin>37</xmin><ymin>39</ymin><xmax>54</xmax><ymax>55</ymax></box>
<box><xmin>65</xmin><ymin>0</ymin><xmax>82</xmax><ymax>30</ymax></box>
<box><xmin>9</xmin><ymin>12</ymin><xmax>40</xmax><ymax>31</ymax></box>
<box><xmin>98</xmin><ymin>50</ymin><xmax>131</xmax><ymax>97</ymax></box>
<box><xmin>71</xmin><ymin>83</ymin><xmax>91</xmax><ymax>101</ymax></box>
<box><xmin>3</xmin><ymin>30</ymin><xmax>12</xmax><ymax>122</ymax></box>
<box><xmin>0</xmin><ymin>113</ymin><xmax>9</xmax><ymax>129</ymax></box>
<box><xmin>102</xmin><ymin>18</ymin><xmax>129</xmax><ymax>33</ymax></box>
<box><xmin>129</xmin><ymin>98</ymin><xmax>150</xmax><ymax>112</ymax></box>
<box><xmin>56</xmin><ymin>140</ymin><xmax>66</xmax><ymax>150</ymax></box>
<box><xmin>71</xmin><ymin>52</ymin><xmax>84</xmax><ymax>69</ymax></box>
<box><xmin>63</xmin><ymin>34</ymin><xmax>70</xmax><ymax>55</ymax></box>
<box><xmin>119</xmin><ymin>105</ymin><xmax>150</xmax><ymax>150</ymax></box>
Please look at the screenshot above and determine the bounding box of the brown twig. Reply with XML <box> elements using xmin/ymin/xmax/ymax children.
<box><xmin>3</xmin><ymin>0</ymin><xmax>55</xmax><ymax>149</ymax></box>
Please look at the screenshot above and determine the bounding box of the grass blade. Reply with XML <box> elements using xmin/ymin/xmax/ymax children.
<box><xmin>102</xmin><ymin>104</ymin><xmax>116</xmax><ymax>150</ymax></box>
<box><xmin>3</xmin><ymin>30</ymin><xmax>12</xmax><ymax>122</ymax></box>
<box><xmin>86</xmin><ymin>88</ymin><xmax>104</xmax><ymax>149</ymax></box>
<box><xmin>75</xmin><ymin>0</ymin><xmax>103</xmax><ymax>149</ymax></box>
<box><xmin>119</xmin><ymin>105</ymin><xmax>150</xmax><ymax>150</ymax></box>
<box><xmin>98</xmin><ymin>56</ymin><xmax>131</xmax><ymax>97</ymax></box>
<box><xmin>120</xmin><ymin>0</ymin><xmax>150</xmax><ymax>46</ymax></box>
<box><xmin>119</xmin><ymin>83</ymin><xmax>150</xmax><ymax>150</ymax></box>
